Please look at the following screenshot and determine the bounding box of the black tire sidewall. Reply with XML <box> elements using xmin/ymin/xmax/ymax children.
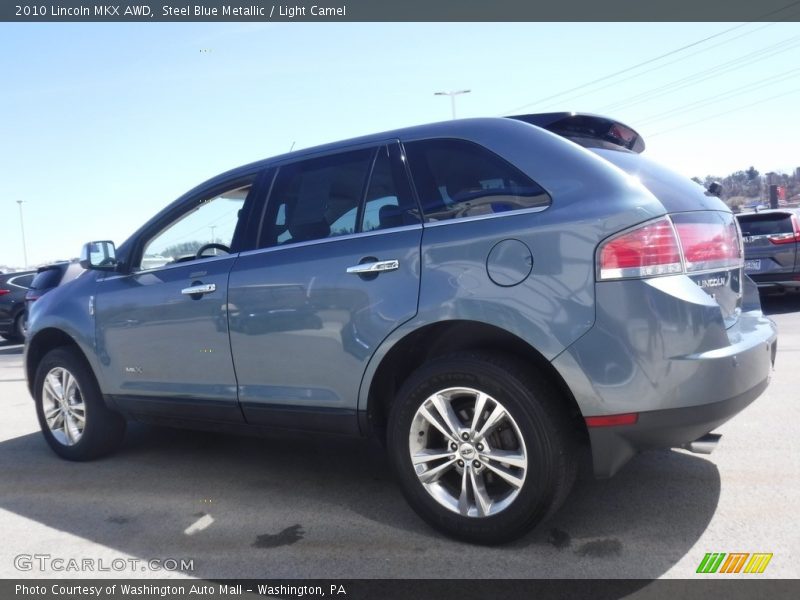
<box><xmin>14</xmin><ymin>311</ymin><xmax>26</xmax><ymax>340</ymax></box>
<box><xmin>388</xmin><ymin>355</ymin><xmax>567</xmax><ymax>544</ymax></box>
<box><xmin>34</xmin><ymin>347</ymin><xmax>124</xmax><ymax>460</ymax></box>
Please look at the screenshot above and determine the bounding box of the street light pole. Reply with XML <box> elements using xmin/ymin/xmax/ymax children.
<box><xmin>434</xmin><ymin>89</ymin><xmax>471</xmax><ymax>119</ymax></box>
<box><xmin>16</xmin><ymin>200</ymin><xmax>28</xmax><ymax>269</ymax></box>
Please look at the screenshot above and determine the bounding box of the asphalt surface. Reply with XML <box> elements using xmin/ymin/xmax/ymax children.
<box><xmin>1</xmin><ymin>295</ymin><xmax>798</xmax><ymax>580</ymax></box>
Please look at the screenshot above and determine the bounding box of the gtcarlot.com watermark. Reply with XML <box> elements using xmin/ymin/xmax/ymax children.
<box><xmin>14</xmin><ymin>554</ymin><xmax>194</xmax><ymax>573</ymax></box>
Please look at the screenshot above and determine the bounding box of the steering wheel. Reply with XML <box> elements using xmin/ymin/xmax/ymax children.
<box><xmin>195</xmin><ymin>243</ymin><xmax>231</xmax><ymax>259</ymax></box>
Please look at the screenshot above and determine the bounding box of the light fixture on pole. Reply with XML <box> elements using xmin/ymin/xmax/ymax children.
<box><xmin>434</xmin><ymin>89</ymin><xmax>471</xmax><ymax>120</ymax></box>
<box><xmin>16</xmin><ymin>200</ymin><xmax>28</xmax><ymax>269</ymax></box>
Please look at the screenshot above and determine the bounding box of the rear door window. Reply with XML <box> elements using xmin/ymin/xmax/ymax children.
<box><xmin>261</xmin><ymin>149</ymin><xmax>373</xmax><ymax>247</ymax></box>
<box><xmin>737</xmin><ymin>213</ymin><xmax>794</xmax><ymax>237</ymax></box>
<box><xmin>260</xmin><ymin>144</ymin><xmax>420</xmax><ymax>249</ymax></box>
<box><xmin>403</xmin><ymin>139</ymin><xmax>550</xmax><ymax>222</ymax></box>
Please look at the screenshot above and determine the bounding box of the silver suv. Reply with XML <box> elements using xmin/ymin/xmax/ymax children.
<box><xmin>25</xmin><ymin>114</ymin><xmax>777</xmax><ymax>544</ymax></box>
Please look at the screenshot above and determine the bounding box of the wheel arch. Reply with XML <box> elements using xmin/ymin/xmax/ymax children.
<box><xmin>361</xmin><ymin>320</ymin><xmax>587</xmax><ymax>441</ymax></box>
<box><xmin>26</xmin><ymin>328</ymin><xmax>90</xmax><ymax>396</ymax></box>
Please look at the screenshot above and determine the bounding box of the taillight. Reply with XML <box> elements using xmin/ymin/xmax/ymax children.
<box><xmin>672</xmin><ymin>212</ymin><xmax>742</xmax><ymax>272</ymax></box>
<box><xmin>598</xmin><ymin>213</ymin><xmax>743</xmax><ymax>280</ymax></box>
<box><xmin>598</xmin><ymin>217</ymin><xmax>682</xmax><ymax>280</ymax></box>
<box><xmin>768</xmin><ymin>214</ymin><xmax>800</xmax><ymax>245</ymax></box>
<box><xmin>0</xmin><ymin>290</ymin><xmax>10</xmax><ymax>297</ymax></box>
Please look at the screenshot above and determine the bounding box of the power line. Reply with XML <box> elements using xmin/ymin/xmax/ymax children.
<box><xmin>545</xmin><ymin>20</ymin><xmax>785</xmax><ymax>110</ymax></box>
<box><xmin>649</xmin><ymin>86</ymin><xmax>800</xmax><ymax>138</ymax></box>
<box><xmin>497</xmin><ymin>0</ymin><xmax>800</xmax><ymax>115</ymax></box>
<box><xmin>635</xmin><ymin>67</ymin><xmax>800</xmax><ymax>126</ymax></box>
<box><xmin>598</xmin><ymin>35</ymin><xmax>800</xmax><ymax>113</ymax></box>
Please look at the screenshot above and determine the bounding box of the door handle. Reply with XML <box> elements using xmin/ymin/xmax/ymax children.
<box><xmin>346</xmin><ymin>260</ymin><xmax>400</xmax><ymax>275</ymax></box>
<box><xmin>181</xmin><ymin>283</ymin><xmax>216</xmax><ymax>296</ymax></box>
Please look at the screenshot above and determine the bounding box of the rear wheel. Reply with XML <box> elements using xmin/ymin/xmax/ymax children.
<box><xmin>13</xmin><ymin>311</ymin><xmax>27</xmax><ymax>341</ymax></box>
<box><xmin>387</xmin><ymin>353</ymin><xmax>577</xmax><ymax>544</ymax></box>
<box><xmin>34</xmin><ymin>347</ymin><xmax>126</xmax><ymax>460</ymax></box>
<box><xmin>2</xmin><ymin>311</ymin><xmax>26</xmax><ymax>343</ymax></box>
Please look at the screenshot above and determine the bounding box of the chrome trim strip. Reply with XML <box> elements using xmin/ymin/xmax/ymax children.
<box><xmin>421</xmin><ymin>205</ymin><xmax>550</xmax><ymax>228</ymax></box>
<box><xmin>100</xmin><ymin>254</ymin><xmax>238</xmax><ymax>281</ymax></box>
<box><xmin>236</xmin><ymin>224</ymin><xmax>423</xmax><ymax>259</ymax></box>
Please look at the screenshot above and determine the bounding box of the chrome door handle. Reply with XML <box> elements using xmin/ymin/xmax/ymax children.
<box><xmin>181</xmin><ymin>283</ymin><xmax>216</xmax><ymax>296</ymax></box>
<box><xmin>346</xmin><ymin>260</ymin><xmax>400</xmax><ymax>275</ymax></box>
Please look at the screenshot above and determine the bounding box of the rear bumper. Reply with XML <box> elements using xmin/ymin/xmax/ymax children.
<box><xmin>551</xmin><ymin>273</ymin><xmax>777</xmax><ymax>478</ymax></box>
<box><xmin>586</xmin><ymin>376</ymin><xmax>769</xmax><ymax>477</ymax></box>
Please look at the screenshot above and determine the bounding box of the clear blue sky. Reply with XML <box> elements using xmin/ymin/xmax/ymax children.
<box><xmin>1</xmin><ymin>22</ymin><xmax>799</xmax><ymax>268</ymax></box>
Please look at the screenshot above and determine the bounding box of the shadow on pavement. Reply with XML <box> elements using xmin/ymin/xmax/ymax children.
<box><xmin>761</xmin><ymin>292</ymin><xmax>800</xmax><ymax>315</ymax></box>
<box><xmin>761</xmin><ymin>293</ymin><xmax>800</xmax><ymax>316</ymax></box>
<box><xmin>0</xmin><ymin>423</ymin><xmax>721</xmax><ymax>580</ymax></box>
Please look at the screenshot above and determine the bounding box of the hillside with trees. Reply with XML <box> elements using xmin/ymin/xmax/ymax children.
<box><xmin>691</xmin><ymin>166</ymin><xmax>799</xmax><ymax>212</ymax></box>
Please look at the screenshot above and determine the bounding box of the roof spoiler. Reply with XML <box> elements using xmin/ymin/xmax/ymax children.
<box><xmin>507</xmin><ymin>112</ymin><xmax>646</xmax><ymax>153</ymax></box>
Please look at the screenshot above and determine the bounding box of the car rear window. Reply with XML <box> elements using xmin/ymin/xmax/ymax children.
<box><xmin>12</xmin><ymin>274</ymin><xmax>35</xmax><ymax>288</ymax></box>
<box><xmin>31</xmin><ymin>267</ymin><xmax>65</xmax><ymax>290</ymax></box>
<box><xmin>404</xmin><ymin>139</ymin><xmax>550</xmax><ymax>222</ymax></box>
<box><xmin>737</xmin><ymin>213</ymin><xmax>794</xmax><ymax>236</ymax></box>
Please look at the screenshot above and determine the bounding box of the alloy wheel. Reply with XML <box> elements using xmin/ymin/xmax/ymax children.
<box><xmin>408</xmin><ymin>387</ymin><xmax>528</xmax><ymax>518</ymax></box>
<box><xmin>42</xmin><ymin>367</ymin><xmax>86</xmax><ymax>446</ymax></box>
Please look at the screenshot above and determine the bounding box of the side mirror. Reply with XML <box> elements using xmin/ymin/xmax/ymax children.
<box><xmin>79</xmin><ymin>241</ymin><xmax>118</xmax><ymax>270</ymax></box>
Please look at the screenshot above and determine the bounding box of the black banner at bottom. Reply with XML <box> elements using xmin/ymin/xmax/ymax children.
<box><xmin>3</xmin><ymin>579</ymin><xmax>799</xmax><ymax>600</ymax></box>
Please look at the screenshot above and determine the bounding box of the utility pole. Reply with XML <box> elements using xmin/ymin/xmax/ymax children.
<box><xmin>434</xmin><ymin>89</ymin><xmax>471</xmax><ymax>119</ymax></box>
<box><xmin>16</xmin><ymin>200</ymin><xmax>28</xmax><ymax>269</ymax></box>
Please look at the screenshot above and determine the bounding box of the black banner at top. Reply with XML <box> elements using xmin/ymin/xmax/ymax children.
<box><xmin>3</xmin><ymin>0</ymin><xmax>800</xmax><ymax>22</ymax></box>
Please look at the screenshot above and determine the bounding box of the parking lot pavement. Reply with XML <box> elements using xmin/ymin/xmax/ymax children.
<box><xmin>1</xmin><ymin>296</ymin><xmax>798</xmax><ymax>580</ymax></box>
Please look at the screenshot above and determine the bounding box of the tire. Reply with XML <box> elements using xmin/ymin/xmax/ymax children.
<box><xmin>13</xmin><ymin>311</ymin><xmax>27</xmax><ymax>341</ymax></box>
<box><xmin>387</xmin><ymin>352</ymin><xmax>577</xmax><ymax>544</ymax></box>
<box><xmin>34</xmin><ymin>347</ymin><xmax>126</xmax><ymax>460</ymax></box>
<box><xmin>3</xmin><ymin>311</ymin><xmax>26</xmax><ymax>343</ymax></box>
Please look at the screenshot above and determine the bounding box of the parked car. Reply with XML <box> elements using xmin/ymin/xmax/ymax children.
<box><xmin>25</xmin><ymin>262</ymin><xmax>85</xmax><ymax>315</ymax></box>
<box><xmin>736</xmin><ymin>209</ymin><xmax>800</xmax><ymax>293</ymax></box>
<box><xmin>0</xmin><ymin>270</ymin><xmax>36</xmax><ymax>342</ymax></box>
<box><xmin>25</xmin><ymin>114</ymin><xmax>777</xmax><ymax>544</ymax></box>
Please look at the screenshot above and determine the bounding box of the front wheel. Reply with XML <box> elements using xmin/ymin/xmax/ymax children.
<box><xmin>387</xmin><ymin>353</ymin><xmax>577</xmax><ymax>544</ymax></box>
<box><xmin>34</xmin><ymin>347</ymin><xmax>126</xmax><ymax>460</ymax></box>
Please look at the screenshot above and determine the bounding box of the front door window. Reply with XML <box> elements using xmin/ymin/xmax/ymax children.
<box><xmin>140</xmin><ymin>184</ymin><xmax>251</xmax><ymax>270</ymax></box>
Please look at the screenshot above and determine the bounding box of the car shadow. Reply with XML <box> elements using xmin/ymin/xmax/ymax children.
<box><xmin>761</xmin><ymin>293</ymin><xmax>800</xmax><ymax>315</ymax></box>
<box><xmin>0</xmin><ymin>424</ymin><xmax>720</xmax><ymax>581</ymax></box>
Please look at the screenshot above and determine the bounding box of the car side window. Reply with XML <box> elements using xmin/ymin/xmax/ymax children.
<box><xmin>361</xmin><ymin>145</ymin><xmax>419</xmax><ymax>232</ymax></box>
<box><xmin>139</xmin><ymin>183</ymin><xmax>252</xmax><ymax>270</ymax></box>
<box><xmin>404</xmin><ymin>139</ymin><xmax>551</xmax><ymax>222</ymax></box>
<box><xmin>325</xmin><ymin>145</ymin><xmax>420</xmax><ymax>235</ymax></box>
<box><xmin>13</xmin><ymin>274</ymin><xmax>34</xmax><ymax>288</ymax></box>
<box><xmin>260</xmin><ymin>149</ymin><xmax>373</xmax><ymax>248</ymax></box>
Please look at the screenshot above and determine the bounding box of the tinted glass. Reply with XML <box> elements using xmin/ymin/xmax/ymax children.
<box><xmin>404</xmin><ymin>139</ymin><xmax>550</xmax><ymax>221</ymax></box>
<box><xmin>261</xmin><ymin>149</ymin><xmax>373</xmax><ymax>248</ymax></box>
<box><xmin>737</xmin><ymin>213</ymin><xmax>794</xmax><ymax>236</ymax></box>
<box><xmin>16</xmin><ymin>274</ymin><xmax>35</xmax><ymax>288</ymax></box>
<box><xmin>31</xmin><ymin>267</ymin><xmax>65</xmax><ymax>290</ymax></box>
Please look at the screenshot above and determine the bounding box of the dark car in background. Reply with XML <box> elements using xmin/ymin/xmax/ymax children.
<box><xmin>0</xmin><ymin>271</ymin><xmax>36</xmax><ymax>342</ymax></box>
<box><xmin>25</xmin><ymin>262</ymin><xmax>85</xmax><ymax>315</ymax></box>
<box><xmin>736</xmin><ymin>209</ymin><xmax>800</xmax><ymax>292</ymax></box>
